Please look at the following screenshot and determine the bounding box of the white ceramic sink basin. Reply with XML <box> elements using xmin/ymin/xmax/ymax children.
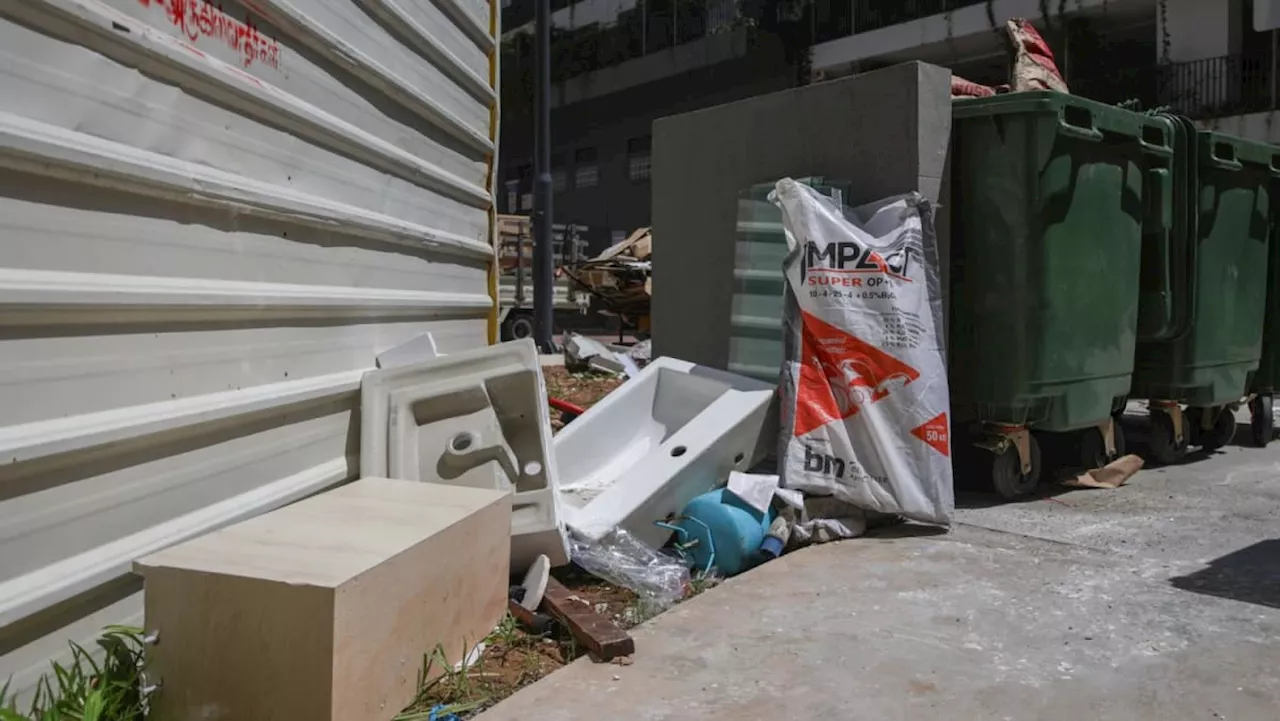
<box><xmin>554</xmin><ymin>357</ymin><xmax>776</xmax><ymax>549</ymax></box>
<box><xmin>361</xmin><ymin>339</ymin><xmax>568</xmax><ymax>569</ymax></box>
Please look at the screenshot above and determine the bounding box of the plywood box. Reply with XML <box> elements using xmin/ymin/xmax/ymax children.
<box><xmin>135</xmin><ymin>478</ymin><xmax>511</xmax><ymax>721</ymax></box>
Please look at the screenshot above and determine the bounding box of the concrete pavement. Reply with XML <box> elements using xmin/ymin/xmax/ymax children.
<box><xmin>478</xmin><ymin>428</ymin><xmax>1280</xmax><ymax>721</ymax></box>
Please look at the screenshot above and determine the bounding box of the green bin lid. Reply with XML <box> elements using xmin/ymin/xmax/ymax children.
<box><xmin>954</xmin><ymin>90</ymin><xmax>1171</xmax><ymax>149</ymax></box>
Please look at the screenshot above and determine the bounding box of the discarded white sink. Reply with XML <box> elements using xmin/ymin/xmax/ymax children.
<box><xmin>555</xmin><ymin>357</ymin><xmax>777</xmax><ymax>549</ymax></box>
<box><xmin>361</xmin><ymin>339</ymin><xmax>569</xmax><ymax>569</ymax></box>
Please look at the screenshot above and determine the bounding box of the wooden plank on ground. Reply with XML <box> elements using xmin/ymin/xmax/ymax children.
<box><xmin>508</xmin><ymin>598</ymin><xmax>555</xmax><ymax>635</ymax></box>
<box><xmin>539</xmin><ymin>577</ymin><xmax>635</xmax><ymax>662</ymax></box>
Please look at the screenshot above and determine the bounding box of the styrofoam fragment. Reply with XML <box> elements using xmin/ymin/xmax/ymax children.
<box><xmin>376</xmin><ymin>332</ymin><xmax>442</xmax><ymax>369</ymax></box>
<box><xmin>565</xmin><ymin>333</ymin><xmax>623</xmax><ymax>375</ymax></box>
<box><xmin>587</xmin><ymin>354</ymin><xmax>626</xmax><ymax>375</ymax></box>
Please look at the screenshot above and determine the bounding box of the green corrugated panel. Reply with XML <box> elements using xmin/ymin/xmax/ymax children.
<box><xmin>727</xmin><ymin>178</ymin><xmax>850</xmax><ymax>382</ymax></box>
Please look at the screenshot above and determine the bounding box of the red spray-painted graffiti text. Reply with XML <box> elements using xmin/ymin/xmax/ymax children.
<box><xmin>137</xmin><ymin>0</ymin><xmax>280</xmax><ymax>70</ymax></box>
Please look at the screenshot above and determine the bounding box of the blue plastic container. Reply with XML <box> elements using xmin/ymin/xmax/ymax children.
<box><xmin>670</xmin><ymin>489</ymin><xmax>776</xmax><ymax>577</ymax></box>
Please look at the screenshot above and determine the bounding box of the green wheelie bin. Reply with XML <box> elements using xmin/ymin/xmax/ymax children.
<box><xmin>950</xmin><ymin>92</ymin><xmax>1175</xmax><ymax>498</ymax></box>
<box><xmin>1245</xmin><ymin>161</ymin><xmax>1280</xmax><ymax>446</ymax></box>
<box><xmin>1132</xmin><ymin>119</ymin><xmax>1278</xmax><ymax>463</ymax></box>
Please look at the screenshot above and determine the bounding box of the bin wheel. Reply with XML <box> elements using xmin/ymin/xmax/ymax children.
<box><xmin>990</xmin><ymin>435</ymin><xmax>1042</xmax><ymax>500</ymax></box>
<box><xmin>1198</xmin><ymin>408</ymin><xmax>1237</xmax><ymax>452</ymax></box>
<box><xmin>1249</xmin><ymin>395</ymin><xmax>1274</xmax><ymax>447</ymax></box>
<box><xmin>1080</xmin><ymin>423</ymin><xmax>1126</xmax><ymax>470</ymax></box>
<box><xmin>1148</xmin><ymin>410</ymin><xmax>1186</xmax><ymax>465</ymax></box>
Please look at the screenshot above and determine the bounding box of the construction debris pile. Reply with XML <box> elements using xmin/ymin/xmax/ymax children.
<box><xmin>115</xmin><ymin>22</ymin><xmax>1169</xmax><ymax>721</ymax></box>
<box><xmin>564</xmin><ymin>227</ymin><xmax>651</xmax><ymax>335</ymax></box>
<box><xmin>562</xmin><ymin>332</ymin><xmax>651</xmax><ymax>378</ymax></box>
<box><xmin>130</xmin><ymin>176</ymin><xmax>971</xmax><ymax>719</ymax></box>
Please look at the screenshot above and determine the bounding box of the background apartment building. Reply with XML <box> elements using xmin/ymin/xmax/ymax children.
<box><xmin>812</xmin><ymin>0</ymin><xmax>1280</xmax><ymax>133</ymax></box>
<box><xmin>499</xmin><ymin>0</ymin><xmax>1280</xmax><ymax>251</ymax></box>
<box><xmin>497</xmin><ymin>0</ymin><xmax>811</xmax><ymax>252</ymax></box>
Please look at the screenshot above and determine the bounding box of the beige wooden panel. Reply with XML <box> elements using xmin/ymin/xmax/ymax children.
<box><xmin>136</xmin><ymin>479</ymin><xmax>510</xmax><ymax>721</ymax></box>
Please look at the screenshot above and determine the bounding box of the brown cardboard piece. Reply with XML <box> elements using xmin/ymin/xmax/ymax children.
<box><xmin>1063</xmin><ymin>454</ymin><xmax>1145</xmax><ymax>490</ymax></box>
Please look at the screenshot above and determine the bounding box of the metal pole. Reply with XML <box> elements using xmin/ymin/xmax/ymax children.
<box><xmin>1272</xmin><ymin>30</ymin><xmax>1278</xmax><ymax>110</ymax></box>
<box><xmin>567</xmin><ymin>226</ymin><xmax>580</xmax><ymax>304</ymax></box>
<box><xmin>515</xmin><ymin>225</ymin><xmax>525</xmax><ymax>305</ymax></box>
<box><xmin>641</xmin><ymin>0</ymin><xmax>646</xmax><ymax>53</ymax></box>
<box><xmin>533</xmin><ymin>0</ymin><xmax>555</xmax><ymax>352</ymax></box>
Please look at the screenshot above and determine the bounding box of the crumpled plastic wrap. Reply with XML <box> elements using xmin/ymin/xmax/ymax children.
<box><xmin>569</xmin><ymin>527</ymin><xmax>689</xmax><ymax>610</ymax></box>
<box><xmin>773</xmin><ymin>489</ymin><xmax>868</xmax><ymax>549</ymax></box>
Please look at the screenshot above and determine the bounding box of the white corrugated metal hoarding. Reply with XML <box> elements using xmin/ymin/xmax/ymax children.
<box><xmin>0</xmin><ymin>0</ymin><xmax>498</xmax><ymax>694</ymax></box>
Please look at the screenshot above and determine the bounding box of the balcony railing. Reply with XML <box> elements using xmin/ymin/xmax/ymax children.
<box><xmin>1159</xmin><ymin>53</ymin><xmax>1273</xmax><ymax>118</ymax></box>
<box><xmin>852</xmin><ymin>0</ymin><xmax>988</xmax><ymax>35</ymax></box>
<box><xmin>1072</xmin><ymin>53</ymin><xmax>1276</xmax><ymax>119</ymax></box>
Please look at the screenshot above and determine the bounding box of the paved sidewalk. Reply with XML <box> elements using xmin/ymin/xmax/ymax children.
<box><xmin>478</xmin><ymin>441</ymin><xmax>1280</xmax><ymax>721</ymax></box>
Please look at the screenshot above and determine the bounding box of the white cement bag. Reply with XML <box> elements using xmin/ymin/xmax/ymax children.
<box><xmin>771</xmin><ymin>179</ymin><xmax>953</xmax><ymax>526</ymax></box>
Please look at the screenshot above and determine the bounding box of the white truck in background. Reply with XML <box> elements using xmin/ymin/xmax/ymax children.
<box><xmin>496</xmin><ymin>214</ymin><xmax>591</xmax><ymax>340</ymax></box>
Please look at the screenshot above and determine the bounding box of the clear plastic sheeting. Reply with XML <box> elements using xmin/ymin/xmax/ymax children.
<box><xmin>568</xmin><ymin>528</ymin><xmax>689</xmax><ymax>611</ymax></box>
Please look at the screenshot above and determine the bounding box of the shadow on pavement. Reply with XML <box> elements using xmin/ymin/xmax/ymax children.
<box><xmin>1171</xmin><ymin>539</ymin><xmax>1280</xmax><ymax>609</ymax></box>
<box><xmin>865</xmin><ymin>523</ymin><xmax>950</xmax><ymax>540</ymax></box>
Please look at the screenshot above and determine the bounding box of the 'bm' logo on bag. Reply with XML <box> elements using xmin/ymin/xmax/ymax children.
<box><xmin>803</xmin><ymin>446</ymin><xmax>847</xmax><ymax>479</ymax></box>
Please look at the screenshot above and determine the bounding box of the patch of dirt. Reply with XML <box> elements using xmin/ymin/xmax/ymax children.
<box><xmin>398</xmin><ymin>568</ymin><xmax>720</xmax><ymax>720</ymax></box>
<box><xmin>543</xmin><ymin>366</ymin><xmax>622</xmax><ymax>408</ymax></box>
<box><xmin>398</xmin><ymin>573</ymin><xmax>641</xmax><ymax>720</ymax></box>
<box><xmin>551</xmin><ymin>565</ymin><xmax>647</xmax><ymax>629</ymax></box>
<box><xmin>543</xmin><ymin>366</ymin><xmax>625</xmax><ymax>432</ymax></box>
<box><xmin>398</xmin><ymin>630</ymin><xmax>573</xmax><ymax>720</ymax></box>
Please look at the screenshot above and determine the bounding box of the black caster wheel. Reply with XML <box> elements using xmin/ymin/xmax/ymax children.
<box><xmin>1198</xmin><ymin>407</ymin><xmax>1237</xmax><ymax>452</ymax></box>
<box><xmin>1148</xmin><ymin>410</ymin><xmax>1187</xmax><ymax>465</ymax></box>
<box><xmin>1080</xmin><ymin>424</ymin><xmax>1126</xmax><ymax>470</ymax></box>
<box><xmin>1249</xmin><ymin>395</ymin><xmax>1274</xmax><ymax>448</ymax></box>
<box><xmin>990</xmin><ymin>435</ymin><xmax>1042</xmax><ymax>501</ymax></box>
<box><xmin>502</xmin><ymin>312</ymin><xmax>535</xmax><ymax>341</ymax></box>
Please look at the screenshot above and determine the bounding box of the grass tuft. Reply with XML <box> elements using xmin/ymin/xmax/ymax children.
<box><xmin>0</xmin><ymin>626</ymin><xmax>149</xmax><ymax>721</ymax></box>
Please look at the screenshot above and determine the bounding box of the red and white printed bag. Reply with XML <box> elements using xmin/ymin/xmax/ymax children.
<box><xmin>771</xmin><ymin>180</ymin><xmax>953</xmax><ymax>526</ymax></box>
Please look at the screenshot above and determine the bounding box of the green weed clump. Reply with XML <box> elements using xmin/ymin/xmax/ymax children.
<box><xmin>0</xmin><ymin>626</ymin><xmax>149</xmax><ymax>721</ymax></box>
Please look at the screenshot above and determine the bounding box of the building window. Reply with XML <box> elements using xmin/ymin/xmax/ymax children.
<box><xmin>574</xmin><ymin>147</ymin><xmax>598</xmax><ymax>189</ymax></box>
<box><xmin>504</xmin><ymin>180</ymin><xmax>519</xmax><ymax>214</ymax></box>
<box><xmin>551</xmin><ymin>154</ymin><xmax>568</xmax><ymax>193</ymax></box>
<box><xmin>627</xmin><ymin>136</ymin><xmax>651</xmax><ymax>182</ymax></box>
<box><xmin>516</xmin><ymin>163</ymin><xmax>532</xmax><ymax>211</ymax></box>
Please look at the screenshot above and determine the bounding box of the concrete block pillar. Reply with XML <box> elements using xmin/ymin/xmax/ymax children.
<box><xmin>650</xmin><ymin>61</ymin><xmax>952</xmax><ymax>369</ymax></box>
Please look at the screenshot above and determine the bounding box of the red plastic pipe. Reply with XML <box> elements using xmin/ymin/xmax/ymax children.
<box><xmin>548</xmin><ymin>397</ymin><xmax>585</xmax><ymax>416</ymax></box>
